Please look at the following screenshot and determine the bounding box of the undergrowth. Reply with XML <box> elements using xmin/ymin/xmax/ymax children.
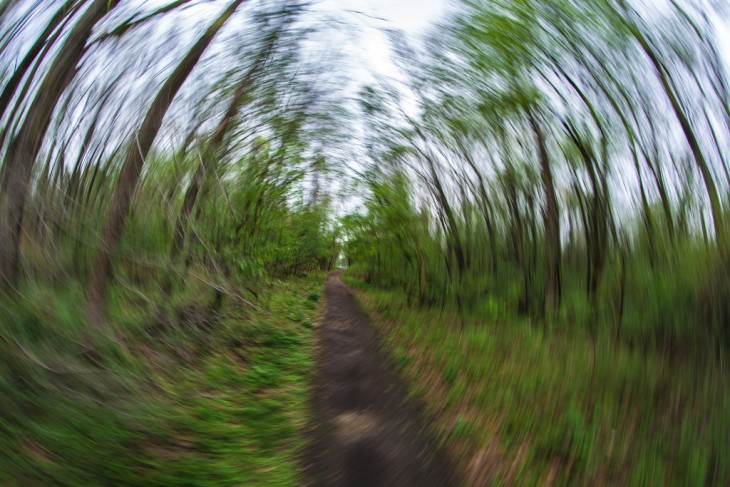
<box><xmin>0</xmin><ymin>273</ymin><xmax>323</xmax><ymax>486</ymax></box>
<box><xmin>343</xmin><ymin>272</ymin><xmax>730</xmax><ymax>486</ymax></box>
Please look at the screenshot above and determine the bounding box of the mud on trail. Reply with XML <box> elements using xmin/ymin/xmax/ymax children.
<box><xmin>305</xmin><ymin>271</ymin><xmax>458</xmax><ymax>486</ymax></box>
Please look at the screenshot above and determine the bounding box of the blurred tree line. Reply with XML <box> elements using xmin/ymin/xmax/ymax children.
<box><xmin>344</xmin><ymin>0</ymin><xmax>730</xmax><ymax>356</ymax></box>
<box><xmin>0</xmin><ymin>0</ymin><xmax>342</xmax><ymax>325</ymax></box>
<box><xmin>0</xmin><ymin>1</ymin><xmax>344</xmax><ymax>481</ymax></box>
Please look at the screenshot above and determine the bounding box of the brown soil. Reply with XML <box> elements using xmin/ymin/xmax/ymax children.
<box><xmin>304</xmin><ymin>271</ymin><xmax>458</xmax><ymax>486</ymax></box>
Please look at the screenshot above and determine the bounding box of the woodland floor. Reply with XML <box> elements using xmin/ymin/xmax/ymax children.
<box><xmin>304</xmin><ymin>271</ymin><xmax>458</xmax><ymax>486</ymax></box>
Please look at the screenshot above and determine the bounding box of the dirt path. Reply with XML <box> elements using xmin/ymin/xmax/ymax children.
<box><xmin>305</xmin><ymin>271</ymin><xmax>458</xmax><ymax>486</ymax></box>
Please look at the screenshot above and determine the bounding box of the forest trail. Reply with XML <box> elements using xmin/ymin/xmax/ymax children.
<box><xmin>305</xmin><ymin>271</ymin><xmax>458</xmax><ymax>486</ymax></box>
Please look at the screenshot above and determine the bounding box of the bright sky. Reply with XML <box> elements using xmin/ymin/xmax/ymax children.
<box><xmin>321</xmin><ymin>0</ymin><xmax>729</xmax><ymax>83</ymax></box>
<box><xmin>307</xmin><ymin>0</ymin><xmax>447</xmax><ymax>84</ymax></box>
<box><xmin>148</xmin><ymin>0</ymin><xmax>728</xmax><ymax>103</ymax></box>
<box><xmin>298</xmin><ymin>0</ymin><xmax>730</xmax><ymax>217</ymax></box>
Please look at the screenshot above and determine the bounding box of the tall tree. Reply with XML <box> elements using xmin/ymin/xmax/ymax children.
<box><xmin>0</xmin><ymin>1</ymin><xmax>81</xmax><ymax>121</ymax></box>
<box><xmin>85</xmin><ymin>0</ymin><xmax>247</xmax><ymax>324</ymax></box>
<box><xmin>0</xmin><ymin>0</ymin><xmax>120</xmax><ymax>289</ymax></box>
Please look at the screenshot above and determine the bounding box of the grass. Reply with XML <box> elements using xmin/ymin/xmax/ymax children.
<box><xmin>342</xmin><ymin>272</ymin><xmax>730</xmax><ymax>486</ymax></box>
<box><xmin>0</xmin><ymin>272</ymin><xmax>323</xmax><ymax>486</ymax></box>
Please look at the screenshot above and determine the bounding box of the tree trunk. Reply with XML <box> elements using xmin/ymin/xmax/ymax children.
<box><xmin>632</xmin><ymin>145</ymin><xmax>656</xmax><ymax>268</ymax></box>
<box><xmin>615</xmin><ymin>246</ymin><xmax>627</xmax><ymax>341</ymax></box>
<box><xmin>648</xmin><ymin>159</ymin><xmax>675</xmax><ymax>241</ymax></box>
<box><xmin>0</xmin><ymin>1</ymin><xmax>80</xmax><ymax>120</ymax></box>
<box><xmin>529</xmin><ymin>109</ymin><xmax>561</xmax><ymax>316</ymax></box>
<box><xmin>635</xmin><ymin>31</ymin><xmax>725</xmax><ymax>245</ymax></box>
<box><xmin>418</xmin><ymin>245</ymin><xmax>426</xmax><ymax>305</ymax></box>
<box><xmin>85</xmin><ymin>0</ymin><xmax>246</xmax><ymax>324</ymax></box>
<box><xmin>565</xmin><ymin>122</ymin><xmax>606</xmax><ymax>305</ymax></box>
<box><xmin>167</xmin><ymin>34</ymin><xmax>276</xmax><ymax>292</ymax></box>
<box><xmin>0</xmin><ymin>0</ymin><xmax>119</xmax><ymax>289</ymax></box>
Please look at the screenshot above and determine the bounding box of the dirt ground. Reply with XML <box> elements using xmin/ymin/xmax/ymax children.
<box><xmin>304</xmin><ymin>271</ymin><xmax>458</xmax><ymax>486</ymax></box>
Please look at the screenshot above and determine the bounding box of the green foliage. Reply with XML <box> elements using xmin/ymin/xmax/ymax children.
<box><xmin>0</xmin><ymin>274</ymin><xmax>323</xmax><ymax>486</ymax></box>
<box><xmin>2</xmin><ymin>0</ymin><xmax>729</xmax><ymax>484</ymax></box>
<box><xmin>344</xmin><ymin>0</ymin><xmax>730</xmax><ymax>356</ymax></box>
<box><xmin>349</xmin><ymin>275</ymin><xmax>730</xmax><ymax>485</ymax></box>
